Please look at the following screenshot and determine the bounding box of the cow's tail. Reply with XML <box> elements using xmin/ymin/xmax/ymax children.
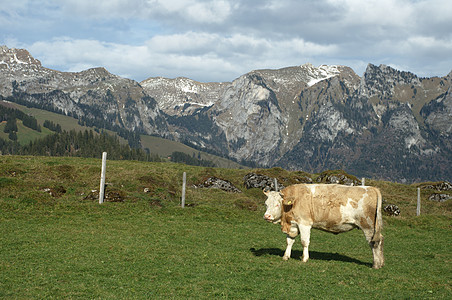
<box><xmin>371</xmin><ymin>187</ymin><xmax>383</xmax><ymax>243</ymax></box>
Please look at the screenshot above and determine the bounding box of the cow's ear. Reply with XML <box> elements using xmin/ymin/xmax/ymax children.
<box><xmin>283</xmin><ymin>196</ymin><xmax>294</xmax><ymax>206</ymax></box>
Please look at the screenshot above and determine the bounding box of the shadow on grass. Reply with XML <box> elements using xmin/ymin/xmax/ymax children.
<box><xmin>250</xmin><ymin>247</ymin><xmax>372</xmax><ymax>267</ymax></box>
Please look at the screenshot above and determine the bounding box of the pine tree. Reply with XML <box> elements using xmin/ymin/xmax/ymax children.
<box><xmin>8</xmin><ymin>131</ymin><xmax>17</xmax><ymax>141</ymax></box>
<box><xmin>4</xmin><ymin>117</ymin><xmax>18</xmax><ymax>133</ymax></box>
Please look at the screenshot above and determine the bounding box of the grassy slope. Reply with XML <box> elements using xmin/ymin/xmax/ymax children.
<box><xmin>0</xmin><ymin>101</ymin><xmax>242</xmax><ymax>168</ymax></box>
<box><xmin>0</xmin><ymin>101</ymin><xmax>125</xmax><ymax>147</ymax></box>
<box><xmin>3</xmin><ymin>102</ymin><xmax>89</xmax><ymax>134</ymax></box>
<box><xmin>0</xmin><ymin>156</ymin><xmax>450</xmax><ymax>298</ymax></box>
<box><xmin>0</xmin><ymin>119</ymin><xmax>54</xmax><ymax>145</ymax></box>
<box><xmin>140</xmin><ymin>134</ymin><xmax>243</xmax><ymax>169</ymax></box>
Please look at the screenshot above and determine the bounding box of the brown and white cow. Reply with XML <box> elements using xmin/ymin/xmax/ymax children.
<box><xmin>263</xmin><ymin>184</ymin><xmax>384</xmax><ymax>269</ymax></box>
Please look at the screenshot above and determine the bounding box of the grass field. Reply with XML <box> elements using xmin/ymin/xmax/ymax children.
<box><xmin>0</xmin><ymin>156</ymin><xmax>451</xmax><ymax>298</ymax></box>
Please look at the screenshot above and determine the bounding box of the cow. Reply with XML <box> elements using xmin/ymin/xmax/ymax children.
<box><xmin>263</xmin><ymin>184</ymin><xmax>384</xmax><ymax>269</ymax></box>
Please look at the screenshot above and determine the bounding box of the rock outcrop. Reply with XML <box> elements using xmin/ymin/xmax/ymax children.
<box><xmin>243</xmin><ymin>173</ymin><xmax>284</xmax><ymax>191</ymax></box>
<box><xmin>196</xmin><ymin>177</ymin><xmax>241</xmax><ymax>193</ymax></box>
<box><xmin>428</xmin><ymin>193</ymin><xmax>452</xmax><ymax>202</ymax></box>
<box><xmin>383</xmin><ymin>204</ymin><xmax>401</xmax><ymax>216</ymax></box>
<box><xmin>419</xmin><ymin>181</ymin><xmax>452</xmax><ymax>191</ymax></box>
<box><xmin>316</xmin><ymin>170</ymin><xmax>361</xmax><ymax>186</ymax></box>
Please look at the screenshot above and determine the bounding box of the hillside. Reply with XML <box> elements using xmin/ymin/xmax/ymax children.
<box><xmin>1</xmin><ymin>46</ymin><xmax>451</xmax><ymax>182</ymax></box>
<box><xmin>0</xmin><ymin>155</ymin><xmax>451</xmax><ymax>298</ymax></box>
<box><xmin>2</xmin><ymin>155</ymin><xmax>450</xmax><ymax>216</ymax></box>
<box><xmin>0</xmin><ymin>100</ymin><xmax>243</xmax><ymax>168</ymax></box>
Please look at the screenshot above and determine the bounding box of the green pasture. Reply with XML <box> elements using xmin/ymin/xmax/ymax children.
<box><xmin>0</xmin><ymin>119</ymin><xmax>54</xmax><ymax>145</ymax></box>
<box><xmin>0</xmin><ymin>156</ymin><xmax>451</xmax><ymax>298</ymax></box>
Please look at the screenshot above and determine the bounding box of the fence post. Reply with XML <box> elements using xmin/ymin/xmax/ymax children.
<box><xmin>99</xmin><ymin>152</ymin><xmax>107</xmax><ymax>204</ymax></box>
<box><xmin>274</xmin><ymin>178</ymin><xmax>278</xmax><ymax>192</ymax></box>
<box><xmin>181</xmin><ymin>172</ymin><xmax>186</xmax><ymax>208</ymax></box>
<box><xmin>362</xmin><ymin>178</ymin><xmax>365</xmax><ymax>186</ymax></box>
<box><xmin>417</xmin><ymin>188</ymin><xmax>421</xmax><ymax>216</ymax></box>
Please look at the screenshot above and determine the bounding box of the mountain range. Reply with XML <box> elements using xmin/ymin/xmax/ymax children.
<box><xmin>1</xmin><ymin>45</ymin><xmax>451</xmax><ymax>183</ymax></box>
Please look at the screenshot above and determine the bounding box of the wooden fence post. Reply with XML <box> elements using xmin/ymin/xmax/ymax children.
<box><xmin>362</xmin><ymin>178</ymin><xmax>365</xmax><ymax>186</ymax></box>
<box><xmin>181</xmin><ymin>172</ymin><xmax>186</xmax><ymax>208</ymax></box>
<box><xmin>99</xmin><ymin>152</ymin><xmax>107</xmax><ymax>204</ymax></box>
<box><xmin>274</xmin><ymin>178</ymin><xmax>278</xmax><ymax>192</ymax></box>
<box><xmin>417</xmin><ymin>188</ymin><xmax>421</xmax><ymax>216</ymax></box>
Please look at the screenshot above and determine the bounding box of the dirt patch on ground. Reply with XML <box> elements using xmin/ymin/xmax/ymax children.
<box><xmin>42</xmin><ymin>185</ymin><xmax>66</xmax><ymax>197</ymax></box>
<box><xmin>234</xmin><ymin>199</ymin><xmax>258</xmax><ymax>211</ymax></box>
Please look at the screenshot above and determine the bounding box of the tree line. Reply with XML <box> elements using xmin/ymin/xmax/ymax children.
<box><xmin>77</xmin><ymin>116</ymin><xmax>142</xmax><ymax>149</ymax></box>
<box><xmin>170</xmin><ymin>151</ymin><xmax>216</xmax><ymax>167</ymax></box>
<box><xmin>0</xmin><ymin>128</ymin><xmax>161</xmax><ymax>161</ymax></box>
<box><xmin>0</xmin><ymin>103</ymin><xmax>221</xmax><ymax>166</ymax></box>
<box><xmin>0</xmin><ymin>103</ymin><xmax>41</xmax><ymax>132</ymax></box>
<box><xmin>1</xmin><ymin>104</ymin><xmax>41</xmax><ymax>141</ymax></box>
<box><xmin>4</xmin><ymin>91</ymin><xmax>142</xmax><ymax>149</ymax></box>
<box><xmin>43</xmin><ymin>120</ymin><xmax>62</xmax><ymax>133</ymax></box>
<box><xmin>0</xmin><ymin>103</ymin><xmax>160</xmax><ymax>161</ymax></box>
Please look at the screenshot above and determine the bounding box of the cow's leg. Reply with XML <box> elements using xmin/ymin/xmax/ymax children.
<box><xmin>283</xmin><ymin>236</ymin><xmax>295</xmax><ymax>260</ymax></box>
<box><xmin>362</xmin><ymin>228</ymin><xmax>384</xmax><ymax>269</ymax></box>
<box><xmin>370</xmin><ymin>234</ymin><xmax>384</xmax><ymax>269</ymax></box>
<box><xmin>283</xmin><ymin>223</ymin><xmax>300</xmax><ymax>260</ymax></box>
<box><xmin>298</xmin><ymin>224</ymin><xmax>312</xmax><ymax>263</ymax></box>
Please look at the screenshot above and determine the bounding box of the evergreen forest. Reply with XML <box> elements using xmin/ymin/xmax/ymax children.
<box><xmin>0</xmin><ymin>104</ymin><xmax>159</xmax><ymax>161</ymax></box>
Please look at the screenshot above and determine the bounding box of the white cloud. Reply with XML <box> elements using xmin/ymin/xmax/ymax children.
<box><xmin>330</xmin><ymin>0</ymin><xmax>414</xmax><ymax>27</ymax></box>
<box><xmin>185</xmin><ymin>0</ymin><xmax>232</xmax><ymax>23</ymax></box>
<box><xmin>147</xmin><ymin>0</ymin><xmax>190</xmax><ymax>13</ymax></box>
<box><xmin>2</xmin><ymin>0</ymin><xmax>451</xmax><ymax>81</ymax></box>
<box><xmin>60</xmin><ymin>0</ymin><xmax>233</xmax><ymax>24</ymax></box>
<box><xmin>147</xmin><ymin>32</ymin><xmax>218</xmax><ymax>54</ymax></box>
<box><xmin>401</xmin><ymin>35</ymin><xmax>452</xmax><ymax>66</ymax></box>
<box><xmin>23</xmin><ymin>31</ymin><xmax>342</xmax><ymax>82</ymax></box>
<box><xmin>61</xmin><ymin>0</ymin><xmax>148</xmax><ymax>19</ymax></box>
<box><xmin>288</xmin><ymin>38</ymin><xmax>338</xmax><ymax>56</ymax></box>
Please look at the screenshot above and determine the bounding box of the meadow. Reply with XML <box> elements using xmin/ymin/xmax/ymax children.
<box><xmin>0</xmin><ymin>155</ymin><xmax>451</xmax><ymax>299</ymax></box>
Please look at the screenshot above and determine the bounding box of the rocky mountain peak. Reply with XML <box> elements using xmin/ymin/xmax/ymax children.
<box><xmin>248</xmin><ymin>63</ymin><xmax>344</xmax><ymax>89</ymax></box>
<box><xmin>140</xmin><ymin>76</ymin><xmax>229</xmax><ymax>116</ymax></box>
<box><xmin>300</xmin><ymin>63</ymin><xmax>342</xmax><ymax>87</ymax></box>
<box><xmin>0</xmin><ymin>46</ymin><xmax>42</xmax><ymax>70</ymax></box>
<box><xmin>446</xmin><ymin>70</ymin><xmax>452</xmax><ymax>81</ymax></box>
<box><xmin>359</xmin><ymin>63</ymin><xmax>421</xmax><ymax>99</ymax></box>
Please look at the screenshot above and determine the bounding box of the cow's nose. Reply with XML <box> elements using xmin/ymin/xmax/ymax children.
<box><xmin>264</xmin><ymin>214</ymin><xmax>272</xmax><ymax>221</ymax></box>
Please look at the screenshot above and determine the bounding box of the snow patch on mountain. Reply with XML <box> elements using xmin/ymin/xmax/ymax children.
<box><xmin>1</xmin><ymin>46</ymin><xmax>41</xmax><ymax>70</ymax></box>
<box><xmin>141</xmin><ymin>76</ymin><xmax>229</xmax><ymax>115</ymax></box>
<box><xmin>302</xmin><ymin>63</ymin><xmax>341</xmax><ymax>87</ymax></box>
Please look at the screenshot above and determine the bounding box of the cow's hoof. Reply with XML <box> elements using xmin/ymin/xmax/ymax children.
<box><xmin>372</xmin><ymin>263</ymin><xmax>384</xmax><ymax>269</ymax></box>
<box><xmin>282</xmin><ymin>256</ymin><xmax>289</xmax><ymax>261</ymax></box>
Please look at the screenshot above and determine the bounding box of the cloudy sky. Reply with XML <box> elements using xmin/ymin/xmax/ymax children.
<box><xmin>1</xmin><ymin>0</ymin><xmax>451</xmax><ymax>82</ymax></box>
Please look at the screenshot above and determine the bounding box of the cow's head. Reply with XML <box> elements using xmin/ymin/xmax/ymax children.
<box><xmin>263</xmin><ymin>189</ymin><xmax>284</xmax><ymax>223</ymax></box>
